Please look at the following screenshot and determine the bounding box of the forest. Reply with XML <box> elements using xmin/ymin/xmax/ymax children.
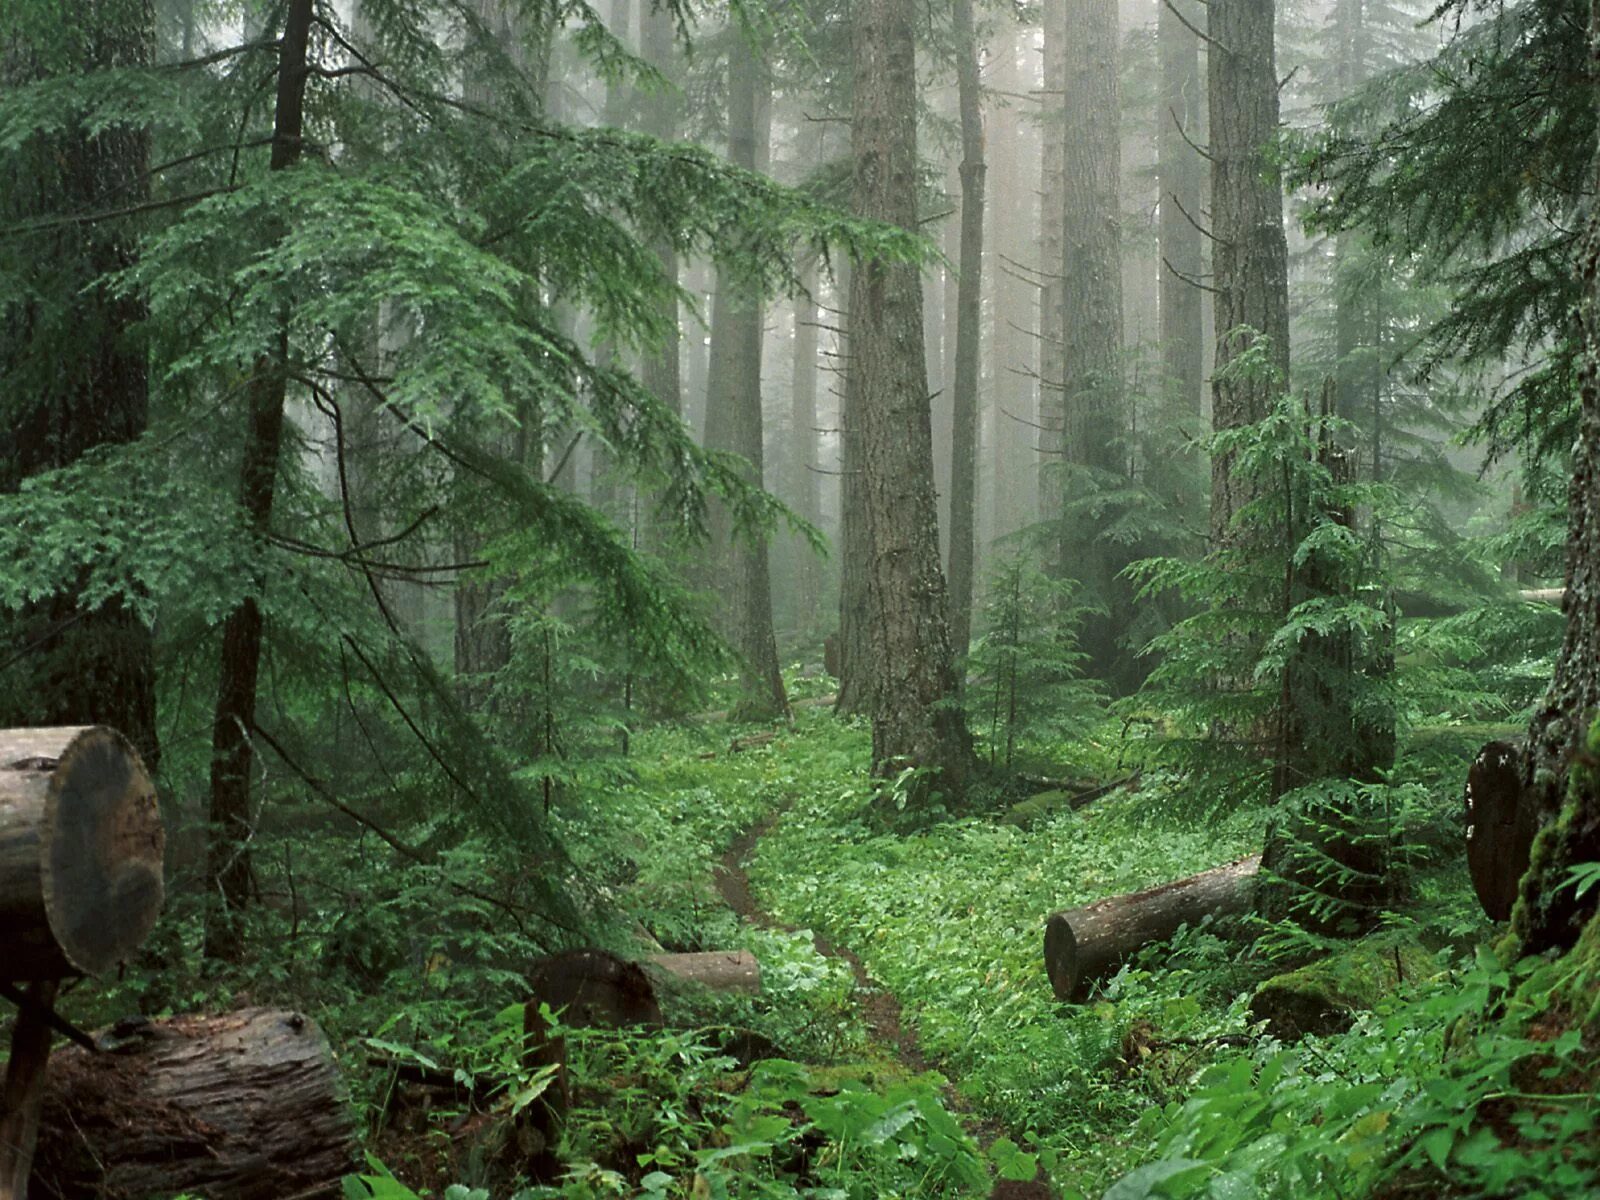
<box><xmin>2</xmin><ymin>0</ymin><xmax>1599</xmax><ymax>1196</ymax></box>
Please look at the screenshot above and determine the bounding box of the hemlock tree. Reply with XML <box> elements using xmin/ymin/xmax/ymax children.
<box><xmin>848</xmin><ymin>0</ymin><xmax>973</xmax><ymax>794</ymax></box>
<box><xmin>1158</xmin><ymin>0</ymin><xmax>1206</xmax><ymax>421</ymax></box>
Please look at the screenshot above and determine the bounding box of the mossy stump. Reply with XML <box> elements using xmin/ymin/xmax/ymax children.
<box><xmin>1250</xmin><ymin>942</ymin><xmax>1436</xmax><ymax>1040</ymax></box>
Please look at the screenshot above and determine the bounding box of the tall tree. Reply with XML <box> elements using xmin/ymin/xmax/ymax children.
<box><xmin>1057</xmin><ymin>0</ymin><xmax>1128</xmax><ymax>682</ymax></box>
<box><xmin>1159</xmin><ymin>0</ymin><xmax>1206</xmax><ymax>420</ymax></box>
<box><xmin>1208</xmin><ymin>0</ymin><xmax>1290</xmax><ymax>541</ymax></box>
<box><xmin>946</xmin><ymin>0</ymin><xmax>985</xmax><ymax>660</ymax></box>
<box><xmin>849</xmin><ymin>0</ymin><xmax>973</xmax><ymax>791</ymax></box>
<box><xmin>204</xmin><ymin>0</ymin><xmax>314</xmax><ymax>961</ymax></box>
<box><xmin>0</xmin><ymin>0</ymin><xmax>159</xmax><ymax>771</ymax></box>
<box><xmin>703</xmin><ymin>30</ymin><xmax>788</xmax><ymax>722</ymax></box>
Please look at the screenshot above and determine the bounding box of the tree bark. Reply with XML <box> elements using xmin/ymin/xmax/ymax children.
<box><xmin>29</xmin><ymin>1009</ymin><xmax>356</xmax><ymax>1200</ymax></box>
<box><xmin>1467</xmin><ymin>740</ymin><xmax>1537</xmax><ymax>921</ymax></box>
<box><xmin>1207</xmin><ymin>0</ymin><xmax>1290</xmax><ymax>542</ymax></box>
<box><xmin>204</xmin><ymin>0</ymin><xmax>315</xmax><ymax>963</ymax></box>
<box><xmin>0</xmin><ymin>727</ymin><xmax>163</xmax><ymax>982</ymax></box>
<box><xmin>1044</xmin><ymin>855</ymin><xmax>1260</xmax><ymax>1001</ymax></box>
<box><xmin>849</xmin><ymin>0</ymin><xmax>973</xmax><ymax>796</ymax></box>
<box><xmin>1159</xmin><ymin>0</ymin><xmax>1207</xmax><ymax>422</ymax></box>
<box><xmin>947</xmin><ymin>0</ymin><xmax>985</xmax><ymax>662</ymax></box>
<box><xmin>1037</xmin><ymin>0</ymin><xmax>1066</xmax><ymax>529</ymax></box>
<box><xmin>702</xmin><ymin>32</ymin><xmax>787</xmax><ymax>723</ymax></box>
<box><xmin>789</xmin><ymin>256</ymin><xmax>823</xmax><ymax>624</ymax></box>
<box><xmin>0</xmin><ymin>0</ymin><xmax>159</xmax><ymax>774</ymax></box>
<box><xmin>1058</xmin><ymin>0</ymin><xmax>1129</xmax><ymax>684</ymax></box>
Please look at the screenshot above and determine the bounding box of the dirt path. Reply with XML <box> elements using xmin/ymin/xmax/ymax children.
<box><xmin>715</xmin><ymin>817</ymin><xmax>1054</xmax><ymax>1199</ymax></box>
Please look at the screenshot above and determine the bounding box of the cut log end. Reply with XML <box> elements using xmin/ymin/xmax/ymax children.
<box><xmin>2</xmin><ymin>726</ymin><xmax>165</xmax><ymax>980</ymax></box>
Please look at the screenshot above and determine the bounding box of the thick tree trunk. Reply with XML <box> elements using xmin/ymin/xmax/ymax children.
<box><xmin>29</xmin><ymin>1009</ymin><xmax>356</xmax><ymax>1200</ymax></box>
<box><xmin>1037</xmin><ymin>0</ymin><xmax>1066</xmax><ymax>528</ymax></box>
<box><xmin>947</xmin><ymin>0</ymin><xmax>985</xmax><ymax>662</ymax></box>
<box><xmin>834</xmin><ymin>267</ymin><xmax>873</xmax><ymax>716</ymax></box>
<box><xmin>849</xmin><ymin>0</ymin><xmax>973</xmax><ymax>796</ymax></box>
<box><xmin>790</xmin><ymin>257</ymin><xmax>823</xmax><ymax>624</ymax></box>
<box><xmin>1059</xmin><ymin>0</ymin><xmax>1128</xmax><ymax>684</ymax></box>
<box><xmin>1044</xmin><ymin>855</ymin><xmax>1260</xmax><ymax>1001</ymax></box>
<box><xmin>1207</xmin><ymin>0</ymin><xmax>1290</xmax><ymax>542</ymax></box>
<box><xmin>702</xmin><ymin>33</ymin><xmax>787</xmax><ymax>723</ymax></box>
<box><xmin>1159</xmin><ymin>0</ymin><xmax>1206</xmax><ymax>421</ymax></box>
<box><xmin>646</xmin><ymin>950</ymin><xmax>761</xmax><ymax>994</ymax></box>
<box><xmin>0</xmin><ymin>727</ymin><xmax>163</xmax><ymax>982</ymax></box>
<box><xmin>0</xmin><ymin>0</ymin><xmax>159</xmax><ymax>774</ymax></box>
<box><xmin>1467</xmin><ymin>740</ymin><xmax>1537</xmax><ymax>921</ymax></box>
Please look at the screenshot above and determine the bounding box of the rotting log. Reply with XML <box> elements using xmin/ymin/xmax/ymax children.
<box><xmin>1044</xmin><ymin>856</ymin><xmax>1260</xmax><ymax>1002</ymax></box>
<box><xmin>1004</xmin><ymin>774</ymin><xmax>1139</xmax><ymax>828</ymax></box>
<box><xmin>647</xmin><ymin>950</ymin><xmax>761</xmax><ymax>994</ymax></box>
<box><xmin>1250</xmin><ymin>941</ymin><xmax>1437</xmax><ymax>1040</ymax></box>
<box><xmin>29</xmin><ymin>1008</ymin><xmax>355</xmax><ymax>1200</ymax></box>
<box><xmin>1466</xmin><ymin>739</ymin><xmax>1537</xmax><ymax>921</ymax></box>
<box><xmin>0</xmin><ymin>726</ymin><xmax>164</xmax><ymax>981</ymax></box>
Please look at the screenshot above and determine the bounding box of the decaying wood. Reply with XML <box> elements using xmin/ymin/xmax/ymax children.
<box><xmin>1466</xmin><ymin>739</ymin><xmax>1538</xmax><ymax>921</ymax></box>
<box><xmin>0</xmin><ymin>726</ymin><xmax>164</xmax><ymax>980</ymax></box>
<box><xmin>0</xmin><ymin>980</ymin><xmax>59</xmax><ymax>1200</ymax></box>
<box><xmin>30</xmin><ymin>1008</ymin><xmax>355</xmax><ymax>1200</ymax></box>
<box><xmin>647</xmin><ymin>950</ymin><xmax>761</xmax><ymax>994</ymax></box>
<box><xmin>1044</xmin><ymin>856</ymin><xmax>1260</xmax><ymax>1002</ymax></box>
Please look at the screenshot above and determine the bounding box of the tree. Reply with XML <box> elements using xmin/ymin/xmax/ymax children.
<box><xmin>1208</xmin><ymin>0</ymin><xmax>1291</xmax><ymax>540</ymax></box>
<box><xmin>946</xmin><ymin>0</ymin><xmax>985</xmax><ymax>661</ymax></box>
<box><xmin>702</xmin><ymin>27</ymin><xmax>788</xmax><ymax>723</ymax></box>
<box><xmin>848</xmin><ymin>0</ymin><xmax>973</xmax><ymax>794</ymax></box>
<box><xmin>0</xmin><ymin>0</ymin><xmax>159</xmax><ymax>771</ymax></box>
<box><xmin>1158</xmin><ymin>0</ymin><xmax>1206</xmax><ymax>421</ymax></box>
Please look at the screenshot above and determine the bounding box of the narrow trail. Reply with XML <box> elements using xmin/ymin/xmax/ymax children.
<box><xmin>714</xmin><ymin>815</ymin><xmax>1055</xmax><ymax>1200</ymax></box>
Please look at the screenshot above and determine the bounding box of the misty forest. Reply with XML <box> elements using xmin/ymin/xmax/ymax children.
<box><xmin>4</xmin><ymin>0</ymin><xmax>1600</xmax><ymax>1196</ymax></box>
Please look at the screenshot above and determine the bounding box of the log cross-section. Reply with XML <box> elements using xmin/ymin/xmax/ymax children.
<box><xmin>1044</xmin><ymin>855</ymin><xmax>1261</xmax><ymax>1002</ymax></box>
<box><xmin>0</xmin><ymin>726</ymin><xmax>164</xmax><ymax>980</ymax></box>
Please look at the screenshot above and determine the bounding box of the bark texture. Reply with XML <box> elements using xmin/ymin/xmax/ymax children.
<box><xmin>1158</xmin><ymin>0</ymin><xmax>1207</xmax><ymax>420</ymax></box>
<box><xmin>646</xmin><ymin>949</ymin><xmax>761</xmax><ymax>994</ymax></box>
<box><xmin>849</xmin><ymin>0</ymin><xmax>973</xmax><ymax>794</ymax></box>
<box><xmin>947</xmin><ymin>0</ymin><xmax>985</xmax><ymax>661</ymax></box>
<box><xmin>1467</xmin><ymin>740</ymin><xmax>1536</xmax><ymax>922</ymax></box>
<box><xmin>1207</xmin><ymin>0</ymin><xmax>1290</xmax><ymax>541</ymax></box>
<box><xmin>204</xmin><ymin>0</ymin><xmax>314</xmax><ymax>962</ymax></box>
<box><xmin>1058</xmin><ymin>0</ymin><xmax>1128</xmax><ymax>683</ymax></box>
<box><xmin>30</xmin><ymin>1009</ymin><xmax>356</xmax><ymax>1200</ymax></box>
<box><xmin>702</xmin><ymin>34</ymin><xmax>787</xmax><ymax>723</ymax></box>
<box><xmin>0</xmin><ymin>727</ymin><xmax>163</xmax><ymax>981</ymax></box>
<box><xmin>1044</xmin><ymin>855</ymin><xmax>1260</xmax><ymax>1001</ymax></box>
<box><xmin>0</xmin><ymin>0</ymin><xmax>159</xmax><ymax>773</ymax></box>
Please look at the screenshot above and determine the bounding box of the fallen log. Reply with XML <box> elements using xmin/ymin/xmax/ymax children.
<box><xmin>1004</xmin><ymin>774</ymin><xmax>1140</xmax><ymax>828</ymax></box>
<box><xmin>0</xmin><ymin>726</ymin><xmax>164</xmax><ymax>981</ymax></box>
<box><xmin>1466</xmin><ymin>739</ymin><xmax>1537</xmax><ymax>921</ymax></box>
<box><xmin>1044</xmin><ymin>856</ymin><xmax>1261</xmax><ymax>1002</ymax></box>
<box><xmin>647</xmin><ymin>950</ymin><xmax>761</xmax><ymax>994</ymax></box>
<box><xmin>30</xmin><ymin>1008</ymin><xmax>356</xmax><ymax>1200</ymax></box>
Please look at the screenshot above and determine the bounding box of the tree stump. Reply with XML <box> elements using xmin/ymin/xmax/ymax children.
<box><xmin>28</xmin><ymin>1009</ymin><xmax>354</xmax><ymax>1199</ymax></box>
<box><xmin>0</xmin><ymin>726</ymin><xmax>164</xmax><ymax>980</ymax></box>
<box><xmin>1044</xmin><ymin>856</ymin><xmax>1260</xmax><ymax>1001</ymax></box>
<box><xmin>646</xmin><ymin>950</ymin><xmax>761</xmax><ymax>994</ymax></box>
<box><xmin>1466</xmin><ymin>739</ymin><xmax>1537</xmax><ymax>921</ymax></box>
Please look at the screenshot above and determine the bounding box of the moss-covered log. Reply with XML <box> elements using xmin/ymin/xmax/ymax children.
<box><xmin>30</xmin><ymin>1008</ymin><xmax>355</xmax><ymax>1199</ymax></box>
<box><xmin>1044</xmin><ymin>856</ymin><xmax>1259</xmax><ymax>1001</ymax></box>
<box><xmin>0</xmin><ymin>726</ymin><xmax>163</xmax><ymax>981</ymax></box>
<box><xmin>1249</xmin><ymin>942</ymin><xmax>1436</xmax><ymax>1040</ymax></box>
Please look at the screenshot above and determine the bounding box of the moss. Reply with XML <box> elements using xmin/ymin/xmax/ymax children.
<box><xmin>1250</xmin><ymin>941</ymin><xmax>1439</xmax><ymax>1040</ymax></box>
<box><xmin>1003</xmin><ymin>789</ymin><xmax>1073</xmax><ymax>828</ymax></box>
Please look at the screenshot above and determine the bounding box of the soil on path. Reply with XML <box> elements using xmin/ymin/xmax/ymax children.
<box><xmin>714</xmin><ymin>816</ymin><xmax>1055</xmax><ymax>1200</ymax></box>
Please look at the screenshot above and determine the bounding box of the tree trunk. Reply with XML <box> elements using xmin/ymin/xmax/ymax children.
<box><xmin>203</xmin><ymin>0</ymin><xmax>315</xmax><ymax>963</ymax></box>
<box><xmin>1159</xmin><ymin>0</ymin><xmax>1206</xmax><ymax>421</ymax></box>
<box><xmin>1467</xmin><ymin>740</ymin><xmax>1537</xmax><ymax>922</ymax></box>
<box><xmin>1208</xmin><ymin>0</ymin><xmax>1290</xmax><ymax>542</ymax></box>
<box><xmin>835</xmin><ymin>257</ymin><xmax>874</xmax><ymax>717</ymax></box>
<box><xmin>702</xmin><ymin>32</ymin><xmax>787</xmax><ymax>723</ymax></box>
<box><xmin>646</xmin><ymin>950</ymin><xmax>761</xmax><ymax>994</ymax></box>
<box><xmin>0</xmin><ymin>979</ymin><xmax>58</xmax><ymax>1200</ymax></box>
<box><xmin>29</xmin><ymin>1009</ymin><xmax>356</xmax><ymax>1200</ymax></box>
<box><xmin>0</xmin><ymin>0</ymin><xmax>159</xmax><ymax>774</ymax></box>
<box><xmin>947</xmin><ymin>0</ymin><xmax>985</xmax><ymax>662</ymax></box>
<box><xmin>1044</xmin><ymin>855</ymin><xmax>1260</xmax><ymax>1001</ymax></box>
<box><xmin>0</xmin><ymin>727</ymin><xmax>163</xmax><ymax>982</ymax></box>
<box><xmin>1037</xmin><ymin>0</ymin><xmax>1066</xmax><ymax>529</ymax></box>
<box><xmin>1058</xmin><ymin>0</ymin><xmax>1129</xmax><ymax>684</ymax></box>
<box><xmin>849</xmin><ymin>0</ymin><xmax>973</xmax><ymax>796</ymax></box>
